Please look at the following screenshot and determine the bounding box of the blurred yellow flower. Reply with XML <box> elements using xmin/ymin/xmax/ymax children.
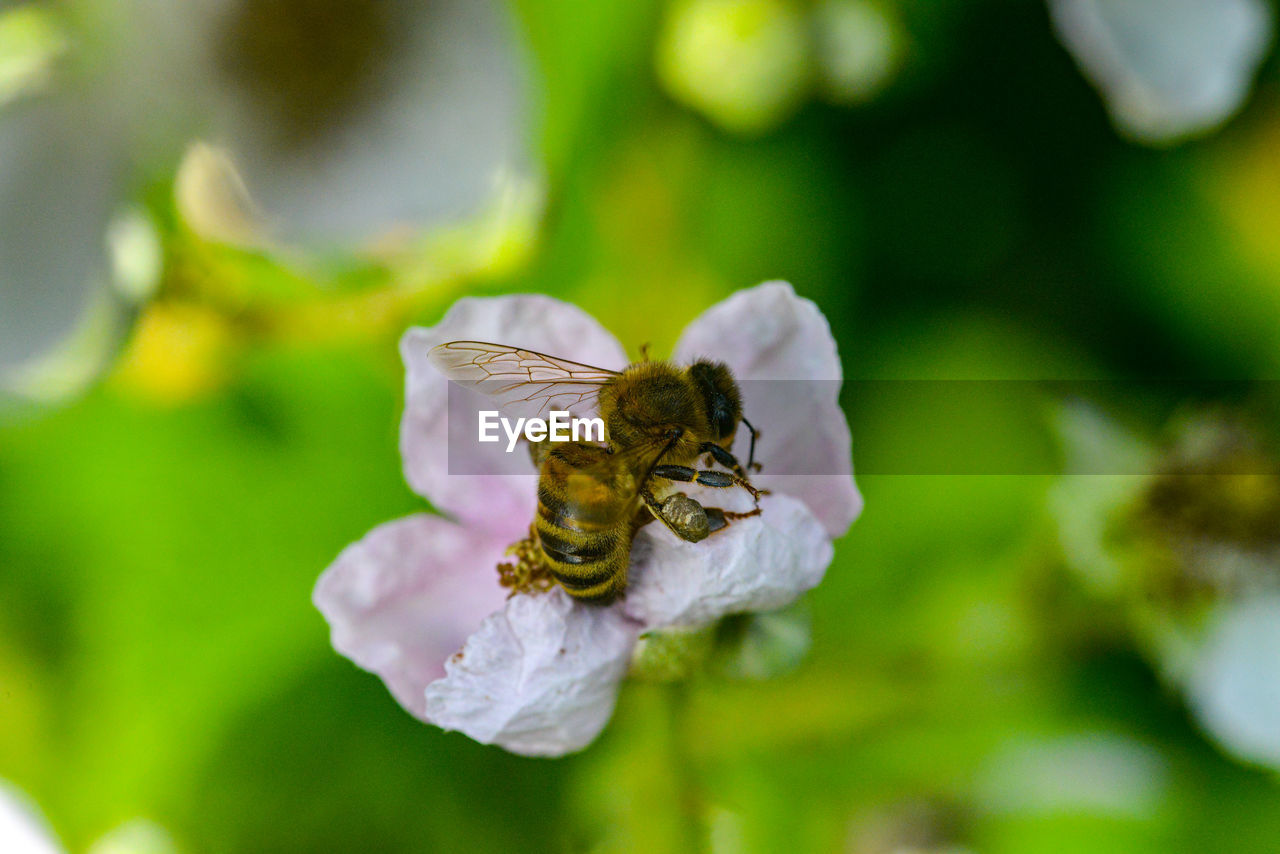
<box><xmin>656</xmin><ymin>0</ymin><xmax>812</xmax><ymax>135</ymax></box>
<box><xmin>113</xmin><ymin>303</ymin><xmax>233</xmax><ymax>404</ymax></box>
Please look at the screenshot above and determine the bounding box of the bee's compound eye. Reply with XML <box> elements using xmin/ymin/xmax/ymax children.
<box><xmin>711</xmin><ymin>410</ymin><xmax>735</xmax><ymax>440</ymax></box>
<box><xmin>690</xmin><ymin>361</ymin><xmax>741</xmax><ymax>442</ymax></box>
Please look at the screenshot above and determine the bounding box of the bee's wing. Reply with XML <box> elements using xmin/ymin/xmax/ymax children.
<box><xmin>579</xmin><ymin>432</ymin><xmax>685</xmax><ymax>498</ymax></box>
<box><xmin>554</xmin><ymin>441</ymin><xmax>668</xmax><ymax>512</ymax></box>
<box><xmin>429</xmin><ymin>340</ymin><xmax>621</xmax><ymax>422</ymax></box>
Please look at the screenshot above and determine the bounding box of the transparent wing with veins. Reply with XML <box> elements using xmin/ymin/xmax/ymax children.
<box><xmin>428</xmin><ymin>340</ymin><xmax>621</xmax><ymax>424</ymax></box>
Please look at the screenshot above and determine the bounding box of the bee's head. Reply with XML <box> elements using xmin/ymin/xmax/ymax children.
<box><xmin>688</xmin><ymin>360</ymin><xmax>742</xmax><ymax>443</ymax></box>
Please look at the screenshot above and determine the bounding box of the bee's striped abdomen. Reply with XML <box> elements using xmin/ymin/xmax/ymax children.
<box><xmin>534</xmin><ymin>487</ymin><xmax>630</xmax><ymax>603</ymax></box>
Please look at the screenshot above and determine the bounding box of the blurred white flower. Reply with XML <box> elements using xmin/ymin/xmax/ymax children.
<box><xmin>314</xmin><ymin>281</ymin><xmax>862</xmax><ymax>756</ymax></box>
<box><xmin>812</xmin><ymin>0</ymin><xmax>904</xmax><ymax>105</ymax></box>
<box><xmin>1048</xmin><ymin>0</ymin><xmax>1274</xmax><ymax>143</ymax></box>
<box><xmin>0</xmin><ymin>6</ymin><xmax>64</xmax><ymax>107</ymax></box>
<box><xmin>1050</xmin><ymin>402</ymin><xmax>1154</xmax><ymax>595</ymax></box>
<box><xmin>0</xmin><ymin>86</ymin><xmax>134</xmax><ymax>390</ymax></box>
<box><xmin>1189</xmin><ymin>595</ymin><xmax>1280</xmax><ymax>768</ymax></box>
<box><xmin>0</xmin><ymin>0</ymin><xmax>531</xmax><ymax>395</ymax></box>
<box><xmin>0</xmin><ymin>782</ymin><xmax>60</xmax><ymax>854</ymax></box>
<box><xmin>0</xmin><ymin>782</ymin><xmax>174</xmax><ymax>854</ymax></box>
<box><xmin>184</xmin><ymin>0</ymin><xmax>531</xmax><ymax>248</ymax></box>
<box><xmin>977</xmin><ymin>733</ymin><xmax>1168</xmax><ymax>820</ymax></box>
<box><xmin>1053</xmin><ymin>403</ymin><xmax>1280</xmax><ymax>771</ymax></box>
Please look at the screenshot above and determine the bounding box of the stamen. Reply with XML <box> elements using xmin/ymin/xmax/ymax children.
<box><xmin>496</xmin><ymin>524</ymin><xmax>555</xmax><ymax>597</ymax></box>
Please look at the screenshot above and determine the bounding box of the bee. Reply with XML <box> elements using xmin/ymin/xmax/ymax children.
<box><xmin>429</xmin><ymin>341</ymin><xmax>763</xmax><ymax>603</ymax></box>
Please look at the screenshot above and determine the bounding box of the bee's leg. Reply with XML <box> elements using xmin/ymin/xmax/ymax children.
<box><xmin>641</xmin><ymin>489</ymin><xmax>712</xmax><ymax>543</ymax></box>
<box><xmin>631</xmin><ymin>503</ymin><xmax>657</xmax><ymax>531</ymax></box>
<box><xmin>651</xmin><ymin>464</ymin><xmax>765</xmax><ymax>504</ymax></box>
<box><xmin>639</xmin><ymin>342</ymin><xmax>652</xmax><ymax>362</ymax></box>
<box><xmin>703</xmin><ymin>505</ymin><xmax>763</xmax><ymax>534</ymax></box>
<box><xmin>697</xmin><ymin>442</ymin><xmax>754</xmax><ymax>480</ymax></box>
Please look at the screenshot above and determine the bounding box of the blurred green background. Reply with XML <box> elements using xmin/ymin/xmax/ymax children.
<box><xmin>4</xmin><ymin>0</ymin><xmax>1280</xmax><ymax>851</ymax></box>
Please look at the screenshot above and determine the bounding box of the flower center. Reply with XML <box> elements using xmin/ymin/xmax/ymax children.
<box><xmin>214</xmin><ymin>0</ymin><xmax>413</xmax><ymax>148</ymax></box>
<box><xmin>496</xmin><ymin>525</ymin><xmax>555</xmax><ymax>598</ymax></box>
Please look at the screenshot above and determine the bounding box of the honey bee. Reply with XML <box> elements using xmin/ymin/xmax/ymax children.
<box><xmin>429</xmin><ymin>341</ymin><xmax>763</xmax><ymax>603</ymax></box>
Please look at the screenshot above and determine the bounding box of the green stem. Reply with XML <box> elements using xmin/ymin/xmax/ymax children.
<box><xmin>666</xmin><ymin>679</ymin><xmax>706</xmax><ymax>853</ymax></box>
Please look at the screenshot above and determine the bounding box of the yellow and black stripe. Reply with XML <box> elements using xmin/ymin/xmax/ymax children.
<box><xmin>532</xmin><ymin>443</ymin><xmax>636</xmax><ymax>603</ymax></box>
<box><xmin>534</xmin><ymin>479</ymin><xmax>630</xmax><ymax>603</ymax></box>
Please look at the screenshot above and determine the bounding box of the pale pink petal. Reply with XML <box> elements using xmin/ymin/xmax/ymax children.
<box><xmin>401</xmin><ymin>295</ymin><xmax>628</xmax><ymax>537</ymax></box>
<box><xmin>424</xmin><ymin>589</ymin><xmax>640</xmax><ymax>756</ymax></box>
<box><xmin>674</xmin><ymin>281</ymin><xmax>862</xmax><ymax>538</ymax></box>
<box><xmin>623</xmin><ymin>493</ymin><xmax>834</xmax><ymax>629</ymax></box>
<box><xmin>313</xmin><ymin>514</ymin><xmax>511</xmax><ymax>720</ymax></box>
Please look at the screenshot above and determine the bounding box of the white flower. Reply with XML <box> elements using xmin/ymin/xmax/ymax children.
<box><xmin>175</xmin><ymin>0</ymin><xmax>530</xmax><ymax>248</ymax></box>
<box><xmin>976</xmin><ymin>733</ymin><xmax>1168</xmax><ymax>820</ymax></box>
<box><xmin>0</xmin><ymin>781</ymin><xmax>173</xmax><ymax>854</ymax></box>
<box><xmin>314</xmin><ymin>281</ymin><xmax>862</xmax><ymax>756</ymax></box>
<box><xmin>812</xmin><ymin>0</ymin><xmax>904</xmax><ymax>106</ymax></box>
<box><xmin>1048</xmin><ymin>0</ymin><xmax>1273</xmax><ymax>143</ymax></box>
<box><xmin>1052</xmin><ymin>404</ymin><xmax>1280</xmax><ymax>771</ymax></box>
<box><xmin>0</xmin><ymin>781</ymin><xmax>60</xmax><ymax>854</ymax></box>
<box><xmin>0</xmin><ymin>0</ymin><xmax>528</xmax><ymax>393</ymax></box>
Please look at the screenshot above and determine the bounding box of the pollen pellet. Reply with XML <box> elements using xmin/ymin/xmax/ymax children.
<box><xmin>661</xmin><ymin>493</ymin><xmax>711</xmax><ymax>542</ymax></box>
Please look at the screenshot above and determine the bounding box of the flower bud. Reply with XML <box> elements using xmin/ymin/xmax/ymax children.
<box><xmin>630</xmin><ymin>625</ymin><xmax>716</xmax><ymax>682</ymax></box>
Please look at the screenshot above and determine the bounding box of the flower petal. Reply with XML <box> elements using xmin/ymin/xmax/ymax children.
<box><xmin>1187</xmin><ymin>596</ymin><xmax>1280</xmax><ymax>770</ymax></box>
<box><xmin>623</xmin><ymin>493</ymin><xmax>834</xmax><ymax>629</ymax></box>
<box><xmin>313</xmin><ymin>514</ymin><xmax>510</xmax><ymax>720</ymax></box>
<box><xmin>0</xmin><ymin>781</ymin><xmax>61</xmax><ymax>854</ymax></box>
<box><xmin>1050</xmin><ymin>402</ymin><xmax>1155</xmax><ymax>595</ymax></box>
<box><xmin>674</xmin><ymin>281</ymin><xmax>862</xmax><ymax>537</ymax></box>
<box><xmin>976</xmin><ymin>734</ymin><xmax>1168</xmax><ymax>819</ymax></box>
<box><xmin>424</xmin><ymin>589</ymin><xmax>640</xmax><ymax>756</ymax></box>
<box><xmin>1048</xmin><ymin>0</ymin><xmax>1273</xmax><ymax>143</ymax></box>
<box><xmin>0</xmin><ymin>93</ymin><xmax>125</xmax><ymax>373</ymax></box>
<box><xmin>401</xmin><ymin>294</ymin><xmax>627</xmax><ymax>536</ymax></box>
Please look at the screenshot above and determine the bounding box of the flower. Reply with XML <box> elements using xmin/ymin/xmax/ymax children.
<box><xmin>1189</xmin><ymin>595</ymin><xmax>1280</xmax><ymax>769</ymax></box>
<box><xmin>1052</xmin><ymin>403</ymin><xmax>1280</xmax><ymax>770</ymax></box>
<box><xmin>0</xmin><ymin>780</ymin><xmax>60</xmax><ymax>854</ymax></box>
<box><xmin>314</xmin><ymin>281</ymin><xmax>862</xmax><ymax>756</ymax></box>
<box><xmin>173</xmin><ymin>0</ymin><xmax>531</xmax><ymax>249</ymax></box>
<box><xmin>0</xmin><ymin>780</ymin><xmax>174</xmax><ymax>854</ymax></box>
<box><xmin>811</xmin><ymin>0</ymin><xmax>904</xmax><ymax>106</ymax></box>
<box><xmin>1048</xmin><ymin>0</ymin><xmax>1273</xmax><ymax>144</ymax></box>
<box><xmin>0</xmin><ymin>0</ymin><xmax>529</xmax><ymax>399</ymax></box>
